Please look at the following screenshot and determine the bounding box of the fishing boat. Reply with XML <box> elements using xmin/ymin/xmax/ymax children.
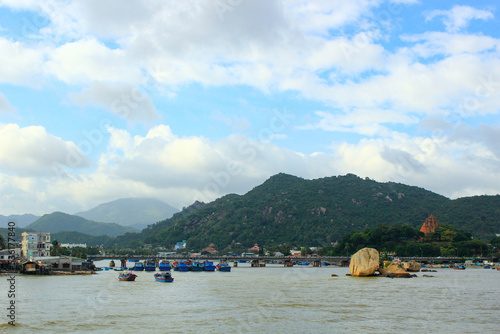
<box><xmin>217</xmin><ymin>263</ymin><xmax>231</xmax><ymax>272</ymax></box>
<box><xmin>173</xmin><ymin>261</ymin><xmax>190</xmax><ymax>271</ymax></box>
<box><xmin>118</xmin><ymin>271</ymin><xmax>137</xmax><ymax>281</ymax></box>
<box><xmin>190</xmin><ymin>261</ymin><xmax>204</xmax><ymax>271</ymax></box>
<box><xmin>132</xmin><ymin>262</ymin><xmax>145</xmax><ymax>271</ymax></box>
<box><xmin>144</xmin><ymin>260</ymin><xmax>156</xmax><ymax>271</ymax></box>
<box><xmin>453</xmin><ymin>265</ymin><xmax>466</xmax><ymax>270</ymax></box>
<box><xmin>154</xmin><ymin>272</ymin><xmax>174</xmax><ymax>283</ymax></box>
<box><xmin>203</xmin><ymin>261</ymin><xmax>216</xmax><ymax>271</ymax></box>
<box><xmin>159</xmin><ymin>260</ymin><xmax>171</xmax><ymax>271</ymax></box>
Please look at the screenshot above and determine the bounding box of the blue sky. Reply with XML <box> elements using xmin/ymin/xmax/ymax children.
<box><xmin>0</xmin><ymin>0</ymin><xmax>499</xmax><ymax>215</ymax></box>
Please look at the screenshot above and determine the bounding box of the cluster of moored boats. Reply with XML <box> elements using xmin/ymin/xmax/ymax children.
<box><xmin>129</xmin><ymin>259</ymin><xmax>231</xmax><ymax>272</ymax></box>
<box><xmin>115</xmin><ymin>259</ymin><xmax>231</xmax><ymax>282</ymax></box>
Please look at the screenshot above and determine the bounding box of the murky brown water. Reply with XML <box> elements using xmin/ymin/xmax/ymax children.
<box><xmin>1</xmin><ymin>262</ymin><xmax>499</xmax><ymax>333</ymax></box>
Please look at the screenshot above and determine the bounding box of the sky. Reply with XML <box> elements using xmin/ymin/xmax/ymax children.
<box><xmin>0</xmin><ymin>0</ymin><xmax>499</xmax><ymax>216</ymax></box>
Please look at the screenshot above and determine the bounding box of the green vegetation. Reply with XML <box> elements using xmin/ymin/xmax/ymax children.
<box><xmin>0</xmin><ymin>234</ymin><xmax>5</xmax><ymax>249</ymax></box>
<box><xmin>110</xmin><ymin>173</ymin><xmax>500</xmax><ymax>252</ymax></box>
<box><xmin>318</xmin><ymin>223</ymin><xmax>491</xmax><ymax>257</ymax></box>
<box><xmin>4</xmin><ymin>173</ymin><xmax>498</xmax><ymax>256</ymax></box>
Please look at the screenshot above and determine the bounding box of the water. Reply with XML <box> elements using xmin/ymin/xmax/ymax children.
<box><xmin>1</xmin><ymin>261</ymin><xmax>499</xmax><ymax>333</ymax></box>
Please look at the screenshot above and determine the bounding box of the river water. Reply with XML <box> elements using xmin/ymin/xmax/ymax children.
<box><xmin>1</xmin><ymin>261</ymin><xmax>499</xmax><ymax>333</ymax></box>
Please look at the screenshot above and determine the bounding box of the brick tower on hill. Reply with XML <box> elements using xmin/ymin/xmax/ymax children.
<box><xmin>420</xmin><ymin>214</ymin><xmax>439</xmax><ymax>234</ymax></box>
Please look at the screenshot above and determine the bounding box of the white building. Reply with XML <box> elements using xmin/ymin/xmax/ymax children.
<box><xmin>21</xmin><ymin>232</ymin><xmax>51</xmax><ymax>259</ymax></box>
<box><xmin>60</xmin><ymin>243</ymin><xmax>87</xmax><ymax>248</ymax></box>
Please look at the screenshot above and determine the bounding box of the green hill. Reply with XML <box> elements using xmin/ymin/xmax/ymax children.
<box><xmin>27</xmin><ymin>212</ymin><xmax>138</xmax><ymax>237</ymax></box>
<box><xmin>434</xmin><ymin>195</ymin><xmax>500</xmax><ymax>237</ymax></box>
<box><xmin>111</xmin><ymin>173</ymin><xmax>500</xmax><ymax>251</ymax></box>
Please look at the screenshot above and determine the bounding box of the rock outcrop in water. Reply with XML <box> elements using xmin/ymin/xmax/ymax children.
<box><xmin>349</xmin><ymin>247</ymin><xmax>379</xmax><ymax>276</ymax></box>
<box><xmin>379</xmin><ymin>262</ymin><xmax>411</xmax><ymax>278</ymax></box>
<box><xmin>403</xmin><ymin>260</ymin><xmax>421</xmax><ymax>272</ymax></box>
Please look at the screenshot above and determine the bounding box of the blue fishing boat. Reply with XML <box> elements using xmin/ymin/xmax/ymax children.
<box><xmin>159</xmin><ymin>260</ymin><xmax>171</xmax><ymax>271</ymax></box>
<box><xmin>132</xmin><ymin>262</ymin><xmax>144</xmax><ymax>271</ymax></box>
<box><xmin>154</xmin><ymin>272</ymin><xmax>174</xmax><ymax>283</ymax></box>
<box><xmin>191</xmin><ymin>262</ymin><xmax>204</xmax><ymax>271</ymax></box>
<box><xmin>203</xmin><ymin>261</ymin><xmax>216</xmax><ymax>271</ymax></box>
<box><xmin>173</xmin><ymin>261</ymin><xmax>190</xmax><ymax>271</ymax></box>
<box><xmin>118</xmin><ymin>271</ymin><xmax>137</xmax><ymax>281</ymax></box>
<box><xmin>144</xmin><ymin>260</ymin><xmax>156</xmax><ymax>271</ymax></box>
<box><xmin>217</xmin><ymin>263</ymin><xmax>231</xmax><ymax>272</ymax></box>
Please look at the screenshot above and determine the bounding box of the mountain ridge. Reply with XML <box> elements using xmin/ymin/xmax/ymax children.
<box><xmin>0</xmin><ymin>214</ymin><xmax>40</xmax><ymax>228</ymax></box>
<box><xmin>75</xmin><ymin>198</ymin><xmax>179</xmax><ymax>229</ymax></box>
<box><xmin>27</xmin><ymin>212</ymin><xmax>138</xmax><ymax>237</ymax></box>
<box><xmin>113</xmin><ymin>173</ymin><xmax>499</xmax><ymax>251</ymax></box>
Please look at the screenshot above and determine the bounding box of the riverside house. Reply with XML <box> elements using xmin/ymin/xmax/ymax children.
<box><xmin>34</xmin><ymin>256</ymin><xmax>85</xmax><ymax>271</ymax></box>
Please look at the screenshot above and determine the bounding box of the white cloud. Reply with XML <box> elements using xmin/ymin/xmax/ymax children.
<box><xmin>70</xmin><ymin>81</ymin><xmax>160</xmax><ymax>123</ymax></box>
<box><xmin>45</xmin><ymin>38</ymin><xmax>141</xmax><ymax>84</ymax></box>
<box><xmin>426</xmin><ymin>5</ymin><xmax>494</xmax><ymax>33</ymax></box>
<box><xmin>0</xmin><ymin>1</ymin><xmax>499</xmax><ymax>215</ymax></box>
<box><xmin>0</xmin><ymin>123</ymin><xmax>499</xmax><ymax>215</ymax></box>
<box><xmin>0</xmin><ymin>92</ymin><xmax>15</xmax><ymax>113</ymax></box>
<box><xmin>301</xmin><ymin>109</ymin><xmax>419</xmax><ymax>137</ymax></box>
<box><xmin>0</xmin><ymin>123</ymin><xmax>91</xmax><ymax>176</ymax></box>
<box><xmin>402</xmin><ymin>32</ymin><xmax>499</xmax><ymax>57</ymax></box>
<box><xmin>0</xmin><ymin>38</ymin><xmax>43</xmax><ymax>84</ymax></box>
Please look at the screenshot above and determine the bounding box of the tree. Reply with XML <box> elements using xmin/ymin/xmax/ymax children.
<box><xmin>300</xmin><ymin>246</ymin><xmax>312</xmax><ymax>256</ymax></box>
<box><xmin>0</xmin><ymin>234</ymin><xmax>5</xmax><ymax>249</ymax></box>
<box><xmin>489</xmin><ymin>236</ymin><xmax>500</xmax><ymax>248</ymax></box>
<box><xmin>50</xmin><ymin>240</ymin><xmax>69</xmax><ymax>256</ymax></box>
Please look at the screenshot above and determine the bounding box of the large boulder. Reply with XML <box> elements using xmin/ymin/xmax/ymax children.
<box><xmin>403</xmin><ymin>260</ymin><xmax>421</xmax><ymax>272</ymax></box>
<box><xmin>379</xmin><ymin>262</ymin><xmax>411</xmax><ymax>278</ymax></box>
<box><xmin>349</xmin><ymin>248</ymin><xmax>379</xmax><ymax>276</ymax></box>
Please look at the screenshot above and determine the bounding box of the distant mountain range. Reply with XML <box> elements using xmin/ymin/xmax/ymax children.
<box><xmin>27</xmin><ymin>212</ymin><xmax>138</xmax><ymax>237</ymax></box>
<box><xmin>3</xmin><ymin>177</ymin><xmax>500</xmax><ymax>250</ymax></box>
<box><xmin>111</xmin><ymin>173</ymin><xmax>500</xmax><ymax>251</ymax></box>
<box><xmin>0</xmin><ymin>214</ymin><xmax>39</xmax><ymax>228</ymax></box>
<box><xmin>75</xmin><ymin>198</ymin><xmax>179</xmax><ymax>230</ymax></box>
<box><xmin>0</xmin><ymin>198</ymin><xmax>179</xmax><ymax>239</ymax></box>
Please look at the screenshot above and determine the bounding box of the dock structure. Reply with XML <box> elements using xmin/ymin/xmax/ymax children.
<box><xmin>86</xmin><ymin>254</ymin><xmax>483</xmax><ymax>265</ymax></box>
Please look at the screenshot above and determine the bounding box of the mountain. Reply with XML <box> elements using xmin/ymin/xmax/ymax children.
<box><xmin>27</xmin><ymin>212</ymin><xmax>138</xmax><ymax>237</ymax></box>
<box><xmin>114</xmin><ymin>172</ymin><xmax>500</xmax><ymax>251</ymax></box>
<box><xmin>110</xmin><ymin>173</ymin><xmax>500</xmax><ymax>251</ymax></box>
<box><xmin>0</xmin><ymin>214</ymin><xmax>40</xmax><ymax>228</ymax></box>
<box><xmin>75</xmin><ymin>198</ymin><xmax>179</xmax><ymax>230</ymax></box>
